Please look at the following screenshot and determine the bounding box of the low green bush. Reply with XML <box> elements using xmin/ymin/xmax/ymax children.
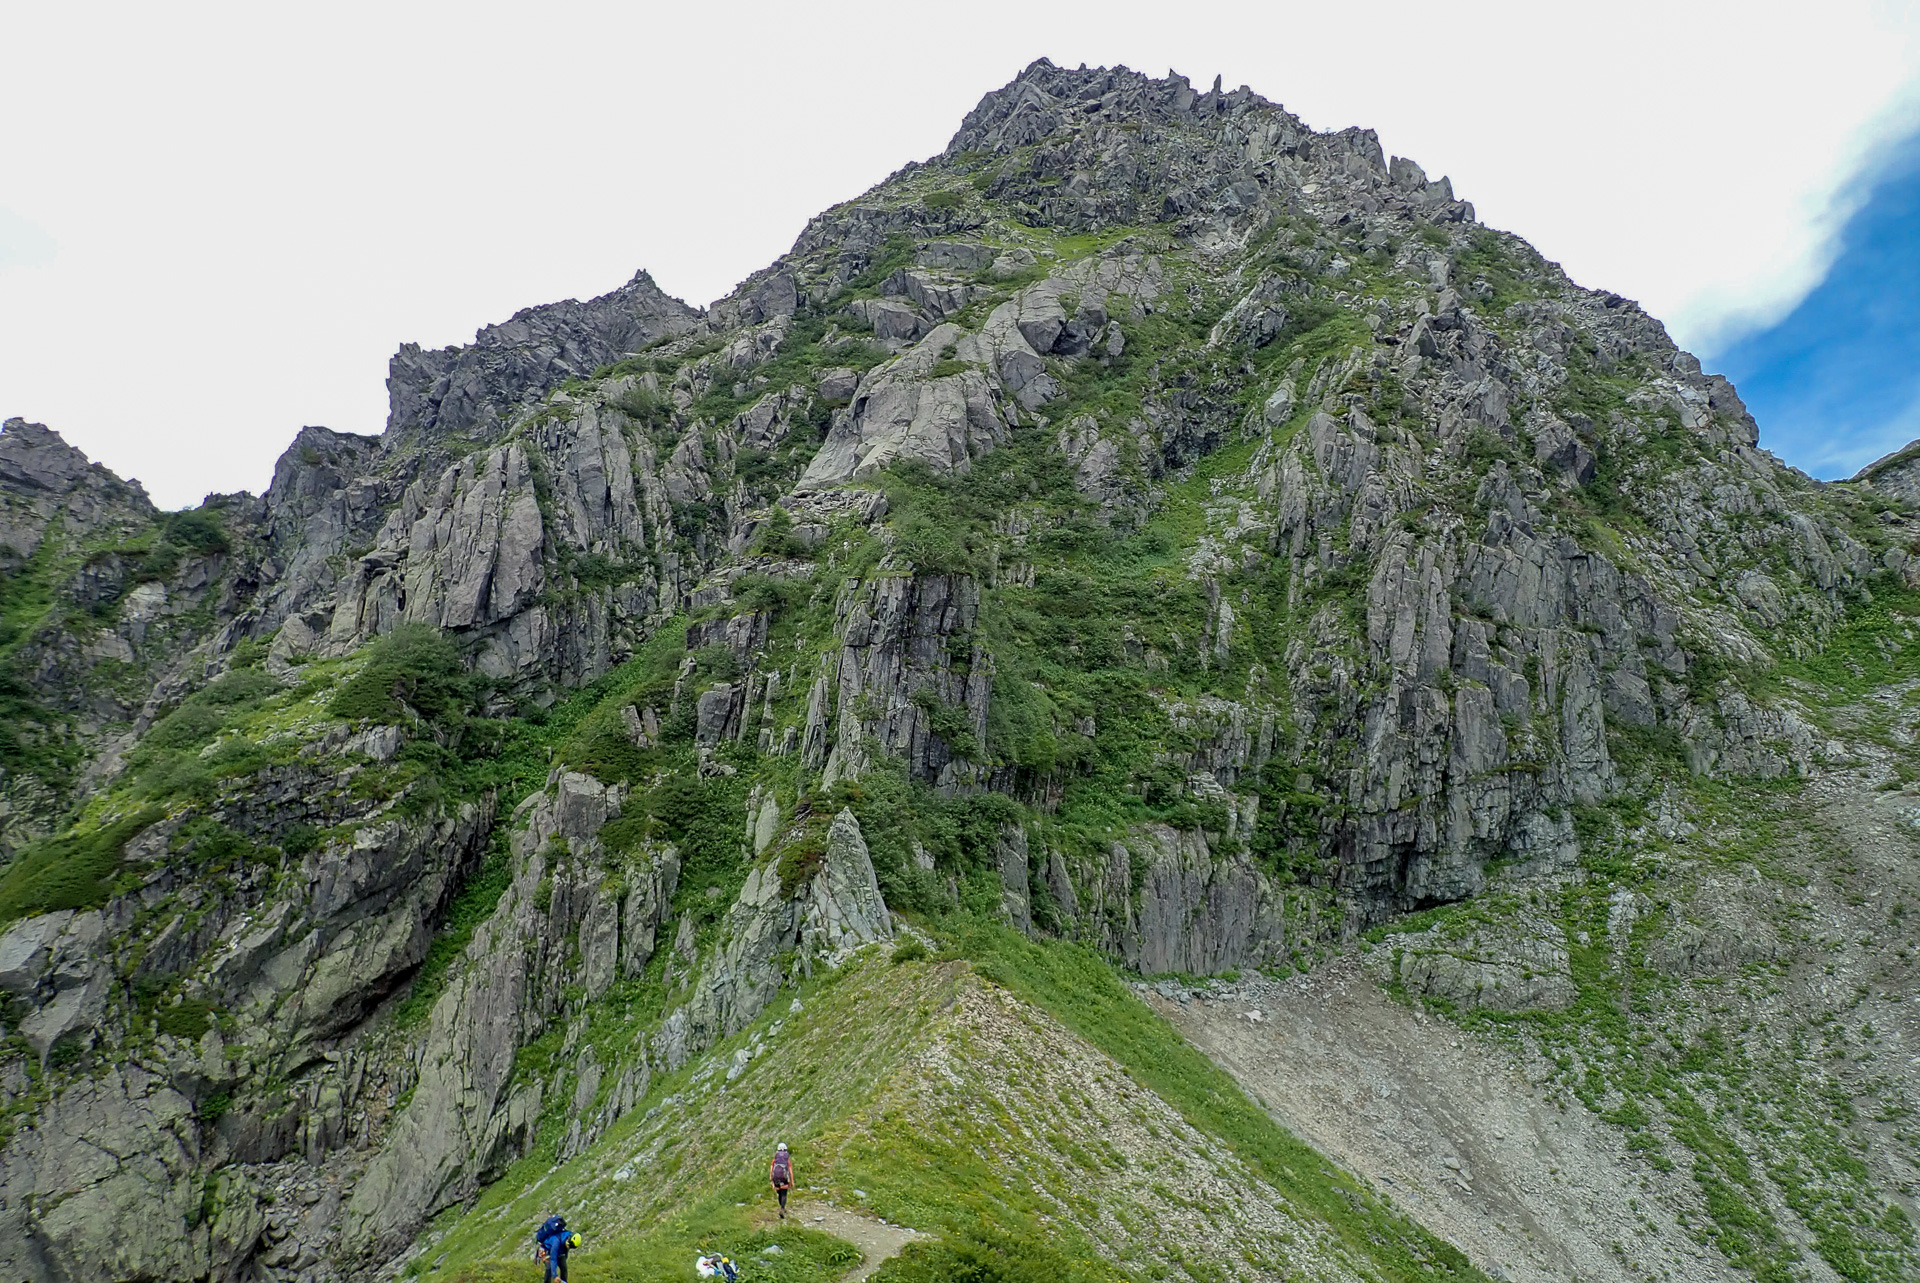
<box><xmin>330</xmin><ymin>625</ymin><xmax>472</xmax><ymax>725</ymax></box>
<box><xmin>161</xmin><ymin>508</ymin><xmax>230</xmax><ymax>557</ymax></box>
<box><xmin>872</xmin><ymin>1229</ymin><xmax>1096</xmax><ymax>1283</ymax></box>
<box><xmin>0</xmin><ymin>806</ymin><xmax>166</xmax><ymax>923</ymax></box>
<box><xmin>156</xmin><ymin>998</ymin><xmax>215</xmax><ymax>1040</ymax></box>
<box><xmin>144</xmin><ymin>668</ymin><xmax>283</xmax><ymax>751</ymax></box>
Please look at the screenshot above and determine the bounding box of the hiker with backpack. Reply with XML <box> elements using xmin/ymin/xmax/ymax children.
<box><xmin>769</xmin><ymin>1142</ymin><xmax>794</xmax><ymax>1219</ymax></box>
<box><xmin>696</xmin><ymin>1252</ymin><xmax>740</xmax><ymax>1282</ymax></box>
<box><xmin>535</xmin><ymin>1214</ymin><xmax>580</xmax><ymax>1282</ymax></box>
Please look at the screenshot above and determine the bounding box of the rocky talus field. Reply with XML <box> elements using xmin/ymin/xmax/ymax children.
<box><xmin>1</xmin><ymin>58</ymin><xmax>1917</xmax><ymax>1283</ymax></box>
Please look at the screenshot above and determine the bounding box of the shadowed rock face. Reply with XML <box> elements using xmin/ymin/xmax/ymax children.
<box><xmin>3</xmin><ymin>58</ymin><xmax>1920</xmax><ymax>1283</ymax></box>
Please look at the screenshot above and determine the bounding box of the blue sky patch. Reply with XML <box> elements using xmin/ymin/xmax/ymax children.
<box><xmin>1711</xmin><ymin>129</ymin><xmax>1920</xmax><ymax>479</ymax></box>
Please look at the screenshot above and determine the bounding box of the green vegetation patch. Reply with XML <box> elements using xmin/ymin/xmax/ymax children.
<box><xmin>330</xmin><ymin>624</ymin><xmax>474</xmax><ymax>726</ymax></box>
<box><xmin>1772</xmin><ymin>579</ymin><xmax>1920</xmax><ymax>702</ymax></box>
<box><xmin>868</xmin><ymin>405</ymin><xmax>1330</xmax><ymax>881</ymax></box>
<box><xmin>146</xmin><ymin>667</ymin><xmax>281</xmax><ymax>750</ymax></box>
<box><xmin>1452</xmin><ymin>229</ymin><xmax>1549</xmax><ymax>316</ymax></box>
<box><xmin>0</xmin><ymin>806</ymin><xmax>166</xmax><ymax>924</ymax></box>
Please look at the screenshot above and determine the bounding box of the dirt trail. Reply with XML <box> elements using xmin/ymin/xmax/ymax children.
<box><xmin>796</xmin><ymin>1205</ymin><xmax>927</xmax><ymax>1282</ymax></box>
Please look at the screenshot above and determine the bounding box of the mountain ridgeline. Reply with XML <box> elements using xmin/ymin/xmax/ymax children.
<box><xmin>0</xmin><ymin>59</ymin><xmax>1916</xmax><ymax>1283</ymax></box>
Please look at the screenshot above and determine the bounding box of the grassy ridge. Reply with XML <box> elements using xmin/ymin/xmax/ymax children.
<box><xmin>429</xmin><ymin>928</ymin><xmax>1479</xmax><ymax>1283</ymax></box>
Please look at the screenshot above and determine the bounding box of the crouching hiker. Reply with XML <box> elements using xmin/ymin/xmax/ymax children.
<box><xmin>697</xmin><ymin>1252</ymin><xmax>740</xmax><ymax>1282</ymax></box>
<box><xmin>535</xmin><ymin>1214</ymin><xmax>580</xmax><ymax>1282</ymax></box>
<box><xmin>769</xmin><ymin>1142</ymin><xmax>794</xmax><ymax>1219</ymax></box>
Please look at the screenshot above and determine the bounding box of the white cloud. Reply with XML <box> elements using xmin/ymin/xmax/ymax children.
<box><xmin>1</xmin><ymin>0</ymin><xmax>1917</xmax><ymax>507</ymax></box>
<box><xmin>1800</xmin><ymin>389</ymin><xmax>1920</xmax><ymax>479</ymax></box>
<box><xmin>0</xmin><ymin>207</ymin><xmax>57</xmax><ymax>269</ymax></box>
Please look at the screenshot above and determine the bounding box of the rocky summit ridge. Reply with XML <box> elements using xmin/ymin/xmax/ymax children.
<box><xmin>0</xmin><ymin>58</ymin><xmax>1917</xmax><ymax>1283</ymax></box>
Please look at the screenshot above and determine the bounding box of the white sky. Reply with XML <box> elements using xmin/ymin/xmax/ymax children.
<box><xmin>3</xmin><ymin>0</ymin><xmax>1919</xmax><ymax>509</ymax></box>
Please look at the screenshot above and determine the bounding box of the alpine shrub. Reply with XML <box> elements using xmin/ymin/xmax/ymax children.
<box><xmin>0</xmin><ymin>806</ymin><xmax>166</xmax><ymax>924</ymax></box>
<box><xmin>161</xmin><ymin>508</ymin><xmax>230</xmax><ymax>556</ymax></box>
<box><xmin>330</xmin><ymin>625</ymin><xmax>471</xmax><ymax>725</ymax></box>
<box><xmin>872</xmin><ymin>1230</ymin><xmax>1099</xmax><ymax>1283</ymax></box>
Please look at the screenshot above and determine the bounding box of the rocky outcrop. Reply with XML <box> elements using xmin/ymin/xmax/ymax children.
<box><xmin>269</xmin><ymin>393</ymin><xmax>703</xmax><ymax>687</ymax></box>
<box><xmin>814</xmin><ymin>572</ymin><xmax>990</xmax><ymax>789</ymax></box>
<box><xmin>0</xmin><ymin>752</ymin><xmax>494</xmax><ymax>1283</ymax></box>
<box><xmin>386</xmin><ymin>270</ymin><xmax>699</xmax><ymax>446</ymax></box>
<box><xmin>1382</xmin><ymin>908</ymin><xmax>1576</xmax><ymax>1011</ymax></box>
<box><xmin>799</xmin><ymin>330</ymin><xmax>1011</xmax><ymax>487</ymax></box>
<box><xmin>330</xmin><ymin>442</ymin><xmax>545</xmax><ymax>636</ymax></box>
<box><xmin>0</xmin><ymin>418</ymin><xmax>154</xmax><ymax>569</ymax></box>
<box><xmin>341</xmin><ymin>772</ymin><xmax>650</xmax><ymax>1261</ymax></box>
<box><xmin>1855</xmin><ymin>440</ymin><xmax>1920</xmax><ymax>506</ymax></box>
<box><xmin>803</xmin><ymin>808</ymin><xmax>895</xmax><ymax>955</ymax></box>
<box><xmin>255</xmin><ymin>425</ymin><xmax>389</xmax><ymax>627</ymax></box>
<box><xmin>944</xmin><ymin>59</ymin><xmax>1473</xmax><ymax>236</ymax></box>
<box><xmin>1063</xmin><ymin>825</ymin><xmax>1294</xmax><ymax>975</ymax></box>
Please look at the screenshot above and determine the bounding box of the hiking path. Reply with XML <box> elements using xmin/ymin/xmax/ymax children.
<box><xmin>796</xmin><ymin>1206</ymin><xmax>926</xmax><ymax>1283</ymax></box>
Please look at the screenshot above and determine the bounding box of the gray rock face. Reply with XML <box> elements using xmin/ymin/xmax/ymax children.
<box><xmin>1062</xmin><ymin>826</ymin><xmax>1294</xmax><ymax>976</ymax></box>
<box><xmin>256</xmin><ymin>425</ymin><xmax>390</xmax><ymax>628</ymax></box>
<box><xmin>0</xmin><ymin>1064</ymin><xmax>211</xmax><ymax>1283</ymax></box>
<box><xmin>815</xmin><ymin>572</ymin><xmax>990</xmax><ymax>789</ymax></box>
<box><xmin>0</xmin><ymin>420</ymin><xmax>179</xmax><ymax>849</ymax></box>
<box><xmin>805</xmin><ymin>809</ymin><xmax>895</xmax><ymax>956</ymax></box>
<box><xmin>3</xmin><ymin>909</ymin><xmax>111</xmax><ymax>1057</ymax></box>
<box><xmin>342</xmin><ymin>772</ymin><xmax>653</xmax><ymax>1260</ymax></box>
<box><xmin>333</xmin><ymin>441</ymin><xmax>546</xmax><ymax>637</ymax></box>
<box><xmin>1387</xmin><ymin>911</ymin><xmax>1576</xmax><ymax>1011</ymax></box>
<box><xmin>939</xmin><ymin>60</ymin><xmax>1473</xmax><ymax>235</ymax></box>
<box><xmin>1643</xmin><ymin>871</ymin><xmax>1786</xmax><ymax>977</ymax></box>
<box><xmin>798</xmin><ymin>324</ymin><xmax>1012</xmax><ymax>488</ymax></box>
<box><xmin>997</xmin><ymin>823</ymin><xmax>1032</xmax><ymax>933</ymax></box>
<box><xmin>266</xmin><ymin>391</ymin><xmax>696</xmax><ymax>689</ymax></box>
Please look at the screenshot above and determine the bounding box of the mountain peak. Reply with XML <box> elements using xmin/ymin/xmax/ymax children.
<box><xmin>947</xmin><ymin>59</ymin><xmax>1286</xmax><ymax>159</ymax></box>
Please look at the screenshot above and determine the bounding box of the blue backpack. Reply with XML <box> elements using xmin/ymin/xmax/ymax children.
<box><xmin>536</xmin><ymin>1216</ymin><xmax>566</xmax><ymax>1249</ymax></box>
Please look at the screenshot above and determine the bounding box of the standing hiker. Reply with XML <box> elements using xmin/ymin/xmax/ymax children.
<box><xmin>535</xmin><ymin>1214</ymin><xmax>579</xmax><ymax>1282</ymax></box>
<box><xmin>769</xmin><ymin>1142</ymin><xmax>794</xmax><ymax>1219</ymax></box>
